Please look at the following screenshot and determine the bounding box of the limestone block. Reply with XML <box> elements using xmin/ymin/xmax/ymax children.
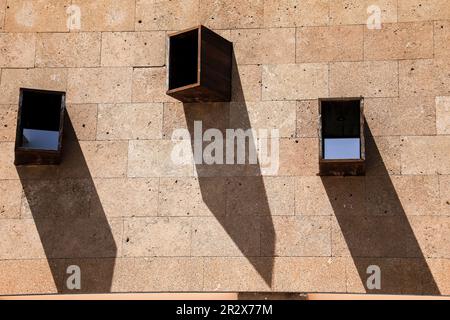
<box><xmin>230</xmin><ymin>28</ymin><xmax>295</xmax><ymax>64</ymax></box>
<box><xmin>364</xmin><ymin>22</ymin><xmax>433</xmax><ymax>60</ymax></box>
<box><xmin>136</xmin><ymin>0</ymin><xmax>199</xmax><ymax>31</ymax></box>
<box><xmin>92</xmin><ymin>178</ymin><xmax>159</xmax><ymax>218</ymax></box>
<box><xmin>262</xmin><ymin>64</ymin><xmax>328</xmax><ymax>101</ymax></box>
<box><xmin>101</xmin><ymin>32</ymin><xmax>165</xmax><ymax>67</ymax></box>
<box><xmin>401</xmin><ymin>136</ymin><xmax>450</xmax><ymax>175</ymax></box>
<box><xmin>128</xmin><ymin>140</ymin><xmax>193</xmax><ymax>177</ymax></box>
<box><xmin>263</xmin><ymin>0</ymin><xmax>329</xmax><ymax>27</ymax></box>
<box><xmin>4</xmin><ymin>0</ymin><xmax>69</xmax><ymax>32</ymax></box>
<box><xmin>0</xmin><ymin>33</ymin><xmax>36</xmax><ymax>67</ymax></box>
<box><xmin>200</xmin><ymin>0</ymin><xmax>263</xmax><ymax>29</ymax></box>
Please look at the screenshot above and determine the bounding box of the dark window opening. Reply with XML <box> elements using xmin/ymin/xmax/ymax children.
<box><xmin>18</xmin><ymin>89</ymin><xmax>64</xmax><ymax>151</ymax></box>
<box><xmin>168</xmin><ymin>29</ymin><xmax>199</xmax><ymax>90</ymax></box>
<box><xmin>321</xmin><ymin>99</ymin><xmax>362</xmax><ymax>160</ymax></box>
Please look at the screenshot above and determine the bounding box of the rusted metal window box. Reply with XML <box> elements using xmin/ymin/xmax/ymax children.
<box><xmin>166</xmin><ymin>25</ymin><xmax>232</xmax><ymax>103</ymax></box>
<box><xmin>319</xmin><ymin>98</ymin><xmax>365</xmax><ymax>176</ymax></box>
<box><xmin>14</xmin><ymin>88</ymin><xmax>66</xmax><ymax>166</ymax></box>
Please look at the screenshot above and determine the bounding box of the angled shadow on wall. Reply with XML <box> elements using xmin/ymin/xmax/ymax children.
<box><xmin>182</xmin><ymin>53</ymin><xmax>275</xmax><ymax>288</ymax></box>
<box><xmin>320</xmin><ymin>123</ymin><xmax>439</xmax><ymax>295</ymax></box>
<box><xmin>16</xmin><ymin>114</ymin><xmax>117</xmax><ymax>293</ymax></box>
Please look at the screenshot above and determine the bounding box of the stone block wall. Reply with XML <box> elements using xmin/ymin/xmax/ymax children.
<box><xmin>0</xmin><ymin>0</ymin><xmax>449</xmax><ymax>295</ymax></box>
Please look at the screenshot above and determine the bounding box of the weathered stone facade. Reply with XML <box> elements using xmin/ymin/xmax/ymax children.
<box><xmin>0</xmin><ymin>0</ymin><xmax>449</xmax><ymax>295</ymax></box>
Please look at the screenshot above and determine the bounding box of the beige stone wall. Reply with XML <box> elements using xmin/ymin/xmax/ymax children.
<box><xmin>0</xmin><ymin>0</ymin><xmax>449</xmax><ymax>295</ymax></box>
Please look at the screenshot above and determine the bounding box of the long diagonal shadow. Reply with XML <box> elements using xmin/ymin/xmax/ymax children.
<box><xmin>321</xmin><ymin>122</ymin><xmax>439</xmax><ymax>294</ymax></box>
<box><xmin>16</xmin><ymin>113</ymin><xmax>117</xmax><ymax>293</ymax></box>
<box><xmin>182</xmin><ymin>53</ymin><xmax>275</xmax><ymax>287</ymax></box>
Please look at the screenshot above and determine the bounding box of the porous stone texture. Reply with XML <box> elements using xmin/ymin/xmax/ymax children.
<box><xmin>0</xmin><ymin>0</ymin><xmax>449</xmax><ymax>297</ymax></box>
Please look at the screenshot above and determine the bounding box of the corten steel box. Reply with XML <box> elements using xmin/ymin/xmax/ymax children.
<box><xmin>166</xmin><ymin>25</ymin><xmax>232</xmax><ymax>102</ymax></box>
<box><xmin>14</xmin><ymin>88</ymin><xmax>66</xmax><ymax>166</ymax></box>
<box><xmin>319</xmin><ymin>98</ymin><xmax>365</xmax><ymax>176</ymax></box>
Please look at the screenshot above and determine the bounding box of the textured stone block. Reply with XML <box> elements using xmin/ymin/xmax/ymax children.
<box><xmin>330</xmin><ymin>0</ymin><xmax>397</xmax><ymax>25</ymax></box>
<box><xmin>191</xmin><ymin>216</ymin><xmax>260</xmax><ymax>256</ymax></box>
<box><xmin>296</xmin><ymin>100</ymin><xmax>319</xmax><ymax>138</ymax></box>
<box><xmin>0</xmin><ymin>68</ymin><xmax>67</xmax><ymax>104</ymax></box>
<box><xmin>296</xmin><ymin>26</ymin><xmax>363</xmax><ymax>63</ymax></box>
<box><xmin>314</xmin><ymin>177</ymin><xmax>366</xmax><ymax>217</ymax></box>
<box><xmin>401</xmin><ymin>136</ymin><xmax>450</xmax><ymax>175</ymax></box>
<box><xmin>159</xmin><ymin>177</ymin><xmax>226</xmax><ymax>217</ymax></box>
<box><xmin>36</xmin><ymin>33</ymin><xmax>101</xmax><ymax>67</ymax></box>
<box><xmin>399</xmin><ymin>59</ymin><xmax>434</xmax><ymax>97</ymax></box>
<box><xmin>200</xmin><ymin>0</ymin><xmax>263</xmax><ymax>29</ymax></box>
<box><xmin>427</xmin><ymin>259</ymin><xmax>450</xmax><ymax>295</ymax></box>
<box><xmin>136</xmin><ymin>0</ymin><xmax>199</xmax><ymax>31</ymax></box>
<box><xmin>346</xmin><ymin>257</ymin><xmax>440</xmax><ymax>294</ymax></box>
<box><xmin>273</xmin><ymin>257</ymin><xmax>347</xmax><ymax>292</ymax></box>
<box><xmin>123</xmin><ymin>217</ymin><xmax>191</xmax><ymax>257</ymax></box>
<box><xmin>435</xmin><ymin>21</ymin><xmax>450</xmax><ymax>60</ymax></box>
<box><xmin>399</xmin><ymin>59</ymin><xmax>450</xmax><ymax>96</ymax></box>
<box><xmin>67</xmin><ymin>67</ymin><xmax>132</xmax><ymax>104</ymax></box>
<box><xmin>278</xmin><ymin>138</ymin><xmax>319</xmax><ymax>176</ymax></box>
<box><xmin>295</xmin><ymin>177</ymin><xmax>332</xmax><ymax>216</ymax></box>
<box><xmin>232</xmin><ymin>65</ymin><xmax>262</xmax><ymax>102</ymax></box>
<box><xmin>21</xmin><ymin>179</ymin><xmax>91</xmax><ymax>219</ymax></box>
<box><xmin>163</xmin><ymin>102</ymin><xmax>229</xmax><ymax>140</ymax></box>
<box><xmin>93</xmin><ymin>178</ymin><xmax>159</xmax><ymax>218</ymax></box>
<box><xmin>365</xmin><ymin>136</ymin><xmax>401</xmax><ymax>176</ymax></box>
<box><xmin>128</xmin><ymin>140</ymin><xmax>193</xmax><ymax>177</ymax></box>
<box><xmin>132</xmin><ymin>67</ymin><xmax>176</xmax><ymax>103</ymax></box>
<box><xmin>440</xmin><ymin>176</ymin><xmax>450</xmax><ymax>216</ymax></box>
<box><xmin>36</xmin><ymin>218</ymin><xmax>122</xmax><ymax>258</ymax></box>
<box><xmin>262</xmin><ymin>64</ymin><xmax>328</xmax><ymax>101</ymax></box>
<box><xmin>331</xmin><ymin>216</ymin><xmax>421</xmax><ymax>258</ymax></box>
<box><xmin>366</xmin><ymin>175</ymin><xmax>441</xmax><ymax>216</ymax></box>
<box><xmin>364</xmin><ymin>22</ymin><xmax>433</xmax><ymax>60</ymax></box>
<box><xmin>231</xmin><ymin>28</ymin><xmax>295</xmax><ymax>64</ymax></box>
<box><xmin>226</xmin><ymin>176</ymin><xmax>295</xmax><ymax>216</ymax></box>
<box><xmin>97</xmin><ymin>103</ymin><xmax>163</xmax><ymax>140</ymax></box>
<box><xmin>262</xmin><ymin>216</ymin><xmax>331</xmax><ymax>256</ymax></box>
<box><xmin>162</xmin><ymin>102</ymin><xmax>186</xmax><ymax>139</ymax></box>
<box><xmin>230</xmin><ymin>101</ymin><xmax>296</xmax><ymax>138</ymax></box>
<box><xmin>80</xmin><ymin>141</ymin><xmax>128</xmax><ymax>178</ymax></box>
<box><xmin>0</xmin><ymin>104</ymin><xmax>17</xmax><ymax>142</ymax></box>
<box><xmin>4</xmin><ymin>0</ymin><xmax>69</xmax><ymax>32</ymax></box>
<box><xmin>0</xmin><ymin>0</ymin><xmax>5</xmax><ymax>31</ymax></box>
<box><xmin>76</xmin><ymin>0</ymin><xmax>135</xmax><ymax>31</ymax></box>
<box><xmin>203</xmin><ymin>257</ymin><xmax>271</xmax><ymax>291</ymax></box>
<box><xmin>263</xmin><ymin>0</ymin><xmax>329</xmax><ymax>27</ymax></box>
<box><xmin>0</xmin><ymin>143</ymin><xmax>18</xmax><ymax>179</ymax></box>
<box><xmin>0</xmin><ymin>33</ymin><xmax>35</xmax><ymax>67</ymax></box>
<box><xmin>398</xmin><ymin>0</ymin><xmax>450</xmax><ymax>22</ymax></box>
<box><xmin>0</xmin><ymin>259</ymin><xmax>56</xmax><ymax>295</ymax></box>
<box><xmin>410</xmin><ymin>216</ymin><xmax>450</xmax><ymax>258</ymax></box>
<box><xmin>113</xmin><ymin>257</ymin><xmax>203</xmax><ymax>292</ymax></box>
<box><xmin>364</xmin><ymin>97</ymin><xmax>436</xmax><ymax>136</ymax></box>
<box><xmin>65</xmin><ymin>104</ymin><xmax>98</xmax><ymax>141</ymax></box>
<box><xmin>0</xmin><ymin>180</ymin><xmax>22</xmax><ymax>219</ymax></box>
<box><xmin>101</xmin><ymin>32</ymin><xmax>165</xmax><ymax>67</ymax></box>
<box><xmin>330</xmin><ymin>61</ymin><xmax>398</xmax><ymax>98</ymax></box>
<box><xmin>0</xmin><ymin>219</ymin><xmax>46</xmax><ymax>259</ymax></box>
<box><xmin>436</xmin><ymin>97</ymin><xmax>450</xmax><ymax>135</ymax></box>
